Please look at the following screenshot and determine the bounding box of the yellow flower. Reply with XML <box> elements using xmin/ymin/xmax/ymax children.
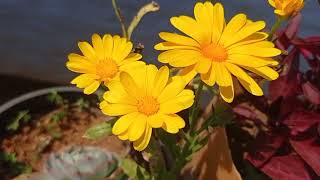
<box><xmin>268</xmin><ymin>0</ymin><xmax>304</xmax><ymax>18</ymax></box>
<box><xmin>155</xmin><ymin>2</ymin><xmax>281</xmax><ymax>103</ymax></box>
<box><xmin>66</xmin><ymin>34</ymin><xmax>143</xmax><ymax>94</ymax></box>
<box><xmin>100</xmin><ymin>64</ymin><xmax>194</xmax><ymax>151</ymax></box>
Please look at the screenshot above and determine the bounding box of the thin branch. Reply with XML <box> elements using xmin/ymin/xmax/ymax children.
<box><xmin>111</xmin><ymin>0</ymin><xmax>128</xmax><ymax>38</ymax></box>
<box><xmin>127</xmin><ymin>1</ymin><xmax>160</xmax><ymax>40</ymax></box>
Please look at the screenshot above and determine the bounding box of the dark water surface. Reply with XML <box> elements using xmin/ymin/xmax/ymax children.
<box><xmin>0</xmin><ymin>0</ymin><xmax>319</xmax><ymax>83</ymax></box>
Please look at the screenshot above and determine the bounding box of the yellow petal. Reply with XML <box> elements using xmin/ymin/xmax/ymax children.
<box><xmin>227</xmin><ymin>32</ymin><xmax>268</xmax><ymax>49</ymax></box>
<box><xmin>92</xmin><ymin>34</ymin><xmax>104</xmax><ymax>59</ymax></box>
<box><xmin>212</xmin><ymin>3</ymin><xmax>225</xmax><ymax>43</ymax></box>
<box><xmin>118</xmin><ymin>41</ymin><xmax>133</xmax><ymax>62</ymax></box>
<box><xmin>228</xmin><ymin>45</ymin><xmax>281</xmax><ymax>57</ymax></box>
<box><xmin>212</xmin><ymin>62</ymin><xmax>232</xmax><ymax>87</ymax></box>
<box><xmin>170</xmin><ymin>16</ymin><xmax>205</xmax><ymax>44</ymax></box>
<box><xmin>162</xmin><ymin>114</ymin><xmax>185</xmax><ymax>133</ymax></box>
<box><xmin>100</xmin><ymin>101</ymin><xmax>137</xmax><ymax>116</ymax></box>
<box><xmin>103</xmin><ymin>34</ymin><xmax>114</xmax><ymax>58</ymax></box>
<box><xmin>66</xmin><ymin>60</ymin><xmax>95</xmax><ymax>74</ymax></box>
<box><xmin>146</xmin><ymin>65</ymin><xmax>158</xmax><ymax>95</ymax></box>
<box><xmin>147</xmin><ymin>113</ymin><xmax>164</xmax><ymax>128</ymax></box>
<box><xmin>154</xmin><ymin>42</ymin><xmax>199</xmax><ymax>51</ymax></box>
<box><xmin>178</xmin><ymin>65</ymin><xmax>198</xmax><ymax>85</ymax></box>
<box><xmin>119</xmin><ymin>61</ymin><xmax>146</xmax><ymax>74</ymax></box>
<box><xmin>118</xmin><ymin>130</ymin><xmax>129</xmax><ymax>140</ymax></box>
<box><xmin>152</xmin><ymin>66</ymin><xmax>169</xmax><ymax>97</ymax></box>
<box><xmin>112</xmin><ymin>37</ymin><xmax>127</xmax><ymax>61</ymax></box>
<box><xmin>78</xmin><ymin>41</ymin><xmax>97</xmax><ymax>60</ymax></box>
<box><xmin>84</xmin><ymin>80</ymin><xmax>100</xmax><ymax>94</ymax></box>
<box><xmin>120</xmin><ymin>53</ymin><xmax>142</xmax><ymax>65</ymax></box>
<box><xmin>194</xmin><ymin>2</ymin><xmax>212</xmax><ymax>44</ymax></box>
<box><xmin>133</xmin><ymin>125</ymin><xmax>152</xmax><ymax>151</ymax></box>
<box><xmin>201</xmin><ymin>65</ymin><xmax>216</xmax><ymax>86</ymax></box>
<box><xmin>219</xmin><ymin>84</ymin><xmax>234</xmax><ymax>103</ymax></box>
<box><xmin>224</xmin><ymin>21</ymin><xmax>266</xmax><ymax>47</ymax></box>
<box><xmin>103</xmin><ymin>81</ymin><xmax>137</xmax><ymax>105</ymax></box>
<box><xmin>158</xmin><ymin>49</ymin><xmax>201</xmax><ymax>67</ymax></box>
<box><xmin>219</xmin><ymin>13</ymin><xmax>247</xmax><ymax>45</ymax></box>
<box><xmin>268</xmin><ymin>0</ymin><xmax>276</xmax><ymax>7</ymax></box>
<box><xmin>71</xmin><ymin>74</ymin><xmax>99</xmax><ymax>88</ymax></box>
<box><xmin>195</xmin><ymin>57</ymin><xmax>211</xmax><ymax>73</ymax></box>
<box><xmin>274</xmin><ymin>10</ymin><xmax>286</xmax><ymax>16</ymax></box>
<box><xmin>158</xmin><ymin>76</ymin><xmax>185</xmax><ymax>103</ymax></box>
<box><xmin>227</xmin><ymin>54</ymin><xmax>278</xmax><ymax>67</ymax></box>
<box><xmin>129</xmin><ymin>115</ymin><xmax>147</xmax><ymax>141</ymax></box>
<box><xmin>68</xmin><ymin>53</ymin><xmax>91</xmax><ymax>63</ymax></box>
<box><xmin>120</xmin><ymin>72</ymin><xmax>142</xmax><ymax>99</ymax></box>
<box><xmin>243</xmin><ymin>66</ymin><xmax>279</xmax><ymax>81</ymax></box>
<box><xmin>225</xmin><ymin>63</ymin><xmax>263</xmax><ymax>96</ymax></box>
<box><xmin>159</xmin><ymin>32</ymin><xmax>200</xmax><ymax>47</ymax></box>
<box><xmin>160</xmin><ymin>89</ymin><xmax>194</xmax><ymax>114</ymax></box>
<box><xmin>112</xmin><ymin>112</ymin><xmax>138</xmax><ymax>135</ymax></box>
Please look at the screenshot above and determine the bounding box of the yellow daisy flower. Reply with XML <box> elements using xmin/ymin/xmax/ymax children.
<box><xmin>66</xmin><ymin>34</ymin><xmax>143</xmax><ymax>94</ymax></box>
<box><xmin>100</xmin><ymin>64</ymin><xmax>194</xmax><ymax>151</ymax></box>
<box><xmin>155</xmin><ymin>2</ymin><xmax>281</xmax><ymax>103</ymax></box>
<box><xmin>268</xmin><ymin>0</ymin><xmax>304</xmax><ymax>18</ymax></box>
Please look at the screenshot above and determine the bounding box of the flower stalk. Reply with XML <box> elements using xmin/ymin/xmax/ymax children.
<box><xmin>189</xmin><ymin>80</ymin><xmax>204</xmax><ymax>131</ymax></box>
<box><xmin>268</xmin><ymin>17</ymin><xmax>284</xmax><ymax>40</ymax></box>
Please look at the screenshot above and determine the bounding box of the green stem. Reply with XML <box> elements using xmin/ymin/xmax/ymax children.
<box><xmin>111</xmin><ymin>0</ymin><xmax>128</xmax><ymax>38</ymax></box>
<box><xmin>268</xmin><ymin>17</ymin><xmax>283</xmax><ymax>41</ymax></box>
<box><xmin>189</xmin><ymin>81</ymin><xmax>204</xmax><ymax>131</ymax></box>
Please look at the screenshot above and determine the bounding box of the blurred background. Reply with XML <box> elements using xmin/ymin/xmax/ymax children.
<box><xmin>0</xmin><ymin>0</ymin><xmax>319</xmax><ymax>102</ymax></box>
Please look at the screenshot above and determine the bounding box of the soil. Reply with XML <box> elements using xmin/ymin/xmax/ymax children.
<box><xmin>0</xmin><ymin>106</ymin><xmax>127</xmax><ymax>179</ymax></box>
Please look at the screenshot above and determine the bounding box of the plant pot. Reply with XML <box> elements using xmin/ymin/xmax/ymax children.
<box><xmin>0</xmin><ymin>86</ymin><xmax>126</xmax><ymax>179</ymax></box>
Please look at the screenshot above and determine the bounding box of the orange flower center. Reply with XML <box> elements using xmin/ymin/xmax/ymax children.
<box><xmin>96</xmin><ymin>59</ymin><xmax>119</xmax><ymax>82</ymax></box>
<box><xmin>201</xmin><ymin>44</ymin><xmax>228</xmax><ymax>62</ymax></box>
<box><xmin>137</xmin><ymin>96</ymin><xmax>160</xmax><ymax>116</ymax></box>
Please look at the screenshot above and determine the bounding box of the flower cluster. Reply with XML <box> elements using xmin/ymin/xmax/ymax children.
<box><xmin>268</xmin><ymin>0</ymin><xmax>304</xmax><ymax>18</ymax></box>
<box><xmin>66</xmin><ymin>1</ymin><xmax>288</xmax><ymax>151</ymax></box>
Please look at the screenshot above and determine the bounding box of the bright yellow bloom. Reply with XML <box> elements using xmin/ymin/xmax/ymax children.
<box><xmin>66</xmin><ymin>34</ymin><xmax>143</xmax><ymax>94</ymax></box>
<box><xmin>155</xmin><ymin>2</ymin><xmax>281</xmax><ymax>103</ymax></box>
<box><xmin>268</xmin><ymin>0</ymin><xmax>304</xmax><ymax>18</ymax></box>
<box><xmin>100</xmin><ymin>64</ymin><xmax>194</xmax><ymax>151</ymax></box>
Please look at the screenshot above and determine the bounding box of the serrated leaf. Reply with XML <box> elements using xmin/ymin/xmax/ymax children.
<box><xmin>83</xmin><ymin>121</ymin><xmax>112</xmax><ymax>140</ymax></box>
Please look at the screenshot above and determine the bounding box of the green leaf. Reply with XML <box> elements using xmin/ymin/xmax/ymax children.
<box><xmin>119</xmin><ymin>158</ymin><xmax>152</xmax><ymax>180</ymax></box>
<box><xmin>119</xmin><ymin>158</ymin><xmax>138</xmax><ymax>178</ymax></box>
<box><xmin>47</xmin><ymin>90</ymin><xmax>64</xmax><ymax>105</ymax></box>
<box><xmin>7</xmin><ymin>110</ymin><xmax>31</xmax><ymax>131</ymax></box>
<box><xmin>136</xmin><ymin>166</ymin><xmax>153</xmax><ymax>180</ymax></box>
<box><xmin>0</xmin><ymin>152</ymin><xmax>17</xmax><ymax>163</ymax></box>
<box><xmin>0</xmin><ymin>152</ymin><xmax>32</xmax><ymax>176</ymax></box>
<box><xmin>115</xmin><ymin>173</ymin><xmax>129</xmax><ymax>180</ymax></box>
<box><xmin>83</xmin><ymin>121</ymin><xmax>113</xmax><ymax>140</ymax></box>
<box><xmin>51</xmin><ymin>111</ymin><xmax>66</xmax><ymax>123</ymax></box>
<box><xmin>75</xmin><ymin>98</ymin><xmax>89</xmax><ymax>111</ymax></box>
<box><xmin>202</xmin><ymin>102</ymin><xmax>234</xmax><ymax>130</ymax></box>
<box><xmin>104</xmin><ymin>161</ymin><xmax>118</xmax><ymax>177</ymax></box>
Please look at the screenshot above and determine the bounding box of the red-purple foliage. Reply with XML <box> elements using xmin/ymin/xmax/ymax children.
<box><xmin>261</xmin><ymin>155</ymin><xmax>312</xmax><ymax>180</ymax></box>
<box><xmin>234</xmin><ymin>14</ymin><xmax>320</xmax><ymax>179</ymax></box>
